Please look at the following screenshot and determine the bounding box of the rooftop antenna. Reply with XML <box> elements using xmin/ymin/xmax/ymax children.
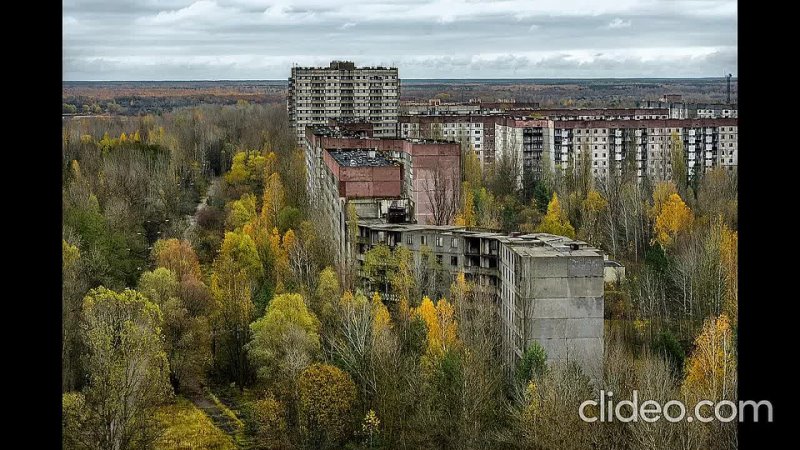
<box><xmin>726</xmin><ymin>73</ymin><xmax>732</xmax><ymax>104</ymax></box>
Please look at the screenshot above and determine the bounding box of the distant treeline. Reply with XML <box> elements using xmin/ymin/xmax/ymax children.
<box><xmin>63</xmin><ymin>81</ymin><xmax>287</xmax><ymax>116</ymax></box>
<box><xmin>64</xmin><ymin>78</ymin><xmax>736</xmax><ymax>115</ymax></box>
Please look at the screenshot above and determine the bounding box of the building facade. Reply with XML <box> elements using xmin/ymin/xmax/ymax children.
<box><xmin>550</xmin><ymin>119</ymin><xmax>739</xmax><ymax>182</ymax></box>
<box><xmin>288</xmin><ymin>61</ymin><xmax>399</xmax><ymax>144</ymax></box>
<box><xmin>398</xmin><ymin>112</ymin><xmax>738</xmax><ymax>183</ymax></box>
<box><xmin>494</xmin><ymin>117</ymin><xmax>555</xmax><ymax>186</ymax></box>
<box><xmin>355</xmin><ymin>223</ymin><xmax>606</xmax><ymax>377</ymax></box>
<box><xmin>398</xmin><ymin>108</ymin><xmax>673</xmax><ymax>168</ymax></box>
<box><xmin>308</xmin><ymin>126</ymin><xmax>461</xmax><ymax>261</ymax></box>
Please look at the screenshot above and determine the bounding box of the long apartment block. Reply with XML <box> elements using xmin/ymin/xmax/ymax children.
<box><xmin>288</xmin><ymin>61</ymin><xmax>399</xmax><ymax>144</ymax></box>
<box><xmin>398</xmin><ymin>113</ymin><xmax>738</xmax><ymax>181</ymax></box>
<box><xmin>355</xmin><ymin>222</ymin><xmax>607</xmax><ymax>377</ymax></box>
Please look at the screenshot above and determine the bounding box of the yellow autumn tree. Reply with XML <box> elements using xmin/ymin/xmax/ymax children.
<box><xmin>338</xmin><ymin>290</ymin><xmax>352</xmax><ymax>308</ymax></box>
<box><xmin>225</xmin><ymin>152</ymin><xmax>250</xmax><ymax>186</ymax></box>
<box><xmin>398</xmin><ymin>297</ymin><xmax>412</xmax><ymax>322</ymax></box>
<box><xmin>535</xmin><ymin>193</ymin><xmax>576</xmax><ymax>239</ymax></box>
<box><xmin>225</xmin><ymin>193</ymin><xmax>258</xmax><ymax>231</ymax></box>
<box><xmin>415</xmin><ymin>296</ymin><xmax>458</xmax><ymax>360</ymax></box>
<box><xmin>450</xmin><ymin>272</ymin><xmax>469</xmax><ymax>301</ymax></box>
<box><xmin>282</xmin><ymin>229</ymin><xmax>297</xmax><ymax>254</ymax></box>
<box><xmin>653</xmin><ymin>193</ymin><xmax>693</xmax><ymax>247</ymax></box>
<box><xmin>251</xmin><ymin>394</ymin><xmax>289</xmax><ymax>449</ymax></box>
<box><xmin>263</xmin><ymin>151</ymin><xmax>278</xmax><ymax>179</ymax></box>
<box><xmin>225</xmin><ymin>151</ymin><xmax>266</xmax><ymax>192</ymax></box>
<box><xmin>389</xmin><ymin>246</ymin><xmax>415</xmax><ymax>301</ymax></box>
<box><xmin>298</xmin><ymin>364</ymin><xmax>357</xmax><ymax>448</ymax></box>
<box><xmin>455</xmin><ymin>181</ymin><xmax>476</xmax><ymax>227</ymax></box>
<box><xmin>449</xmin><ymin>271</ymin><xmax>470</xmax><ymax>319</ymax></box>
<box><xmin>261</xmin><ymin>172</ymin><xmax>285</xmax><ymax>229</ymax></box>
<box><xmin>650</xmin><ymin>181</ymin><xmax>678</xmax><ymax>219</ymax></box>
<box><xmin>463</xmin><ymin>150</ymin><xmax>483</xmax><ymax>188</ymax></box>
<box><xmin>581</xmin><ymin>189</ymin><xmax>608</xmax><ymax>244</ymax></box>
<box><xmin>371</xmin><ymin>292</ymin><xmax>391</xmax><ymax>334</ymax></box>
<box><xmin>265</xmin><ymin>227</ymin><xmax>290</xmax><ymax>291</ymax></box>
<box><xmin>684</xmin><ymin>314</ymin><xmax>737</xmax><ymax>401</ymax></box>
<box><xmin>152</xmin><ymin>238</ymin><xmax>202</xmax><ymax>280</ymax></box>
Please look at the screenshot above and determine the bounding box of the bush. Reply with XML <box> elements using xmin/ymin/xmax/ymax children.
<box><xmin>298</xmin><ymin>364</ymin><xmax>357</xmax><ymax>449</ymax></box>
<box><xmin>249</xmin><ymin>394</ymin><xmax>290</xmax><ymax>450</ymax></box>
<box><xmin>516</xmin><ymin>342</ymin><xmax>547</xmax><ymax>384</ymax></box>
<box><xmin>651</xmin><ymin>330</ymin><xmax>686</xmax><ymax>374</ymax></box>
<box><xmin>277</xmin><ymin>206</ymin><xmax>302</xmax><ymax>234</ymax></box>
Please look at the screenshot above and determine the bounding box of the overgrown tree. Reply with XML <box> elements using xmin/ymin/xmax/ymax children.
<box><xmin>298</xmin><ymin>364</ymin><xmax>358</xmax><ymax>449</ymax></box>
<box><xmin>65</xmin><ymin>287</ymin><xmax>172</xmax><ymax>450</ymax></box>
<box><xmin>536</xmin><ymin>193</ymin><xmax>576</xmax><ymax>238</ymax></box>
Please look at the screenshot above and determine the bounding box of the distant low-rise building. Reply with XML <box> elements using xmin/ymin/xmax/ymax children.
<box><xmin>603</xmin><ymin>259</ymin><xmax>626</xmax><ymax>284</ymax></box>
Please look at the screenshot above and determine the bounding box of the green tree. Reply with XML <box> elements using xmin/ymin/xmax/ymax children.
<box><xmin>211</xmin><ymin>231</ymin><xmax>262</xmax><ymax>387</ymax></box>
<box><xmin>516</xmin><ymin>341</ymin><xmax>547</xmax><ymax>384</ymax></box>
<box><xmin>138</xmin><ymin>268</ymin><xmax>213</xmax><ymax>392</ymax></box>
<box><xmin>532</xmin><ymin>182</ymin><xmax>552</xmax><ymax>214</ymax></box>
<box><xmin>68</xmin><ymin>287</ymin><xmax>172</xmax><ymax>450</ymax></box>
<box><xmin>137</xmin><ymin>267</ymin><xmax>179</xmax><ymax>305</ymax></box>
<box><xmin>63</xmin><ymin>239</ymin><xmax>86</xmax><ymax>391</ymax></box>
<box><xmin>277</xmin><ymin>205</ymin><xmax>302</xmax><ymax>234</ymax></box>
<box><xmin>670</xmin><ymin>131</ymin><xmax>688</xmax><ymax>194</ymax></box>
<box><xmin>248</xmin><ymin>293</ymin><xmax>321</xmax><ymax>384</ymax></box>
<box><xmin>226</xmin><ymin>193</ymin><xmax>258</xmax><ymax>231</ymax></box>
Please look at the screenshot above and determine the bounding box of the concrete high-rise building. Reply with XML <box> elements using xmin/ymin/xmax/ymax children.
<box><xmin>288</xmin><ymin>61</ymin><xmax>399</xmax><ymax>144</ymax></box>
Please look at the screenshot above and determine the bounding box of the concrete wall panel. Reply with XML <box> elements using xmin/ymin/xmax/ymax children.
<box><xmin>565</xmin><ymin>318</ymin><xmax>604</xmax><ymax>339</ymax></box>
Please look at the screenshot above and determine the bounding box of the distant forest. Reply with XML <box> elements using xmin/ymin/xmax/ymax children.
<box><xmin>63</xmin><ymin>78</ymin><xmax>737</xmax><ymax>116</ymax></box>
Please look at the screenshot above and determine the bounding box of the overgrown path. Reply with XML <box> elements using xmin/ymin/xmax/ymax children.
<box><xmin>190</xmin><ymin>389</ymin><xmax>253</xmax><ymax>449</ymax></box>
<box><xmin>184</xmin><ymin>177</ymin><xmax>221</xmax><ymax>241</ymax></box>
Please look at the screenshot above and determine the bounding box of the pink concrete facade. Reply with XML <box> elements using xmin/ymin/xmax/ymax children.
<box><xmin>311</xmin><ymin>130</ymin><xmax>462</xmax><ymax>225</ymax></box>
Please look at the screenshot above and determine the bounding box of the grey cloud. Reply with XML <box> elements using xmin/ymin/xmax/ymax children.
<box><xmin>63</xmin><ymin>0</ymin><xmax>737</xmax><ymax>79</ymax></box>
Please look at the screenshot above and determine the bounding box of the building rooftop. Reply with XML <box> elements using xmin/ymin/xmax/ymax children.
<box><xmin>328</xmin><ymin>149</ymin><xmax>400</xmax><ymax>168</ymax></box>
<box><xmin>312</xmin><ymin>125</ymin><xmax>454</xmax><ymax>145</ymax></box>
<box><xmin>359</xmin><ymin>222</ymin><xmax>603</xmax><ymax>257</ymax></box>
<box><xmin>292</xmin><ymin>61</ymin><xmax>397</xmax><ymax>71</ymax></box>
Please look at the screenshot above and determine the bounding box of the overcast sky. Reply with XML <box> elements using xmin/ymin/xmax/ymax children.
<box><xmin>63</xmin><ymin>0</ymin><xmax>737</xmax><ymax>80</ymax></box>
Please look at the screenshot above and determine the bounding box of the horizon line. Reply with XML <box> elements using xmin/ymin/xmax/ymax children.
<box><xmin>64</xmin><ymin>76</ymin><xmax>737</xmax><ymax>82</ymax></box>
